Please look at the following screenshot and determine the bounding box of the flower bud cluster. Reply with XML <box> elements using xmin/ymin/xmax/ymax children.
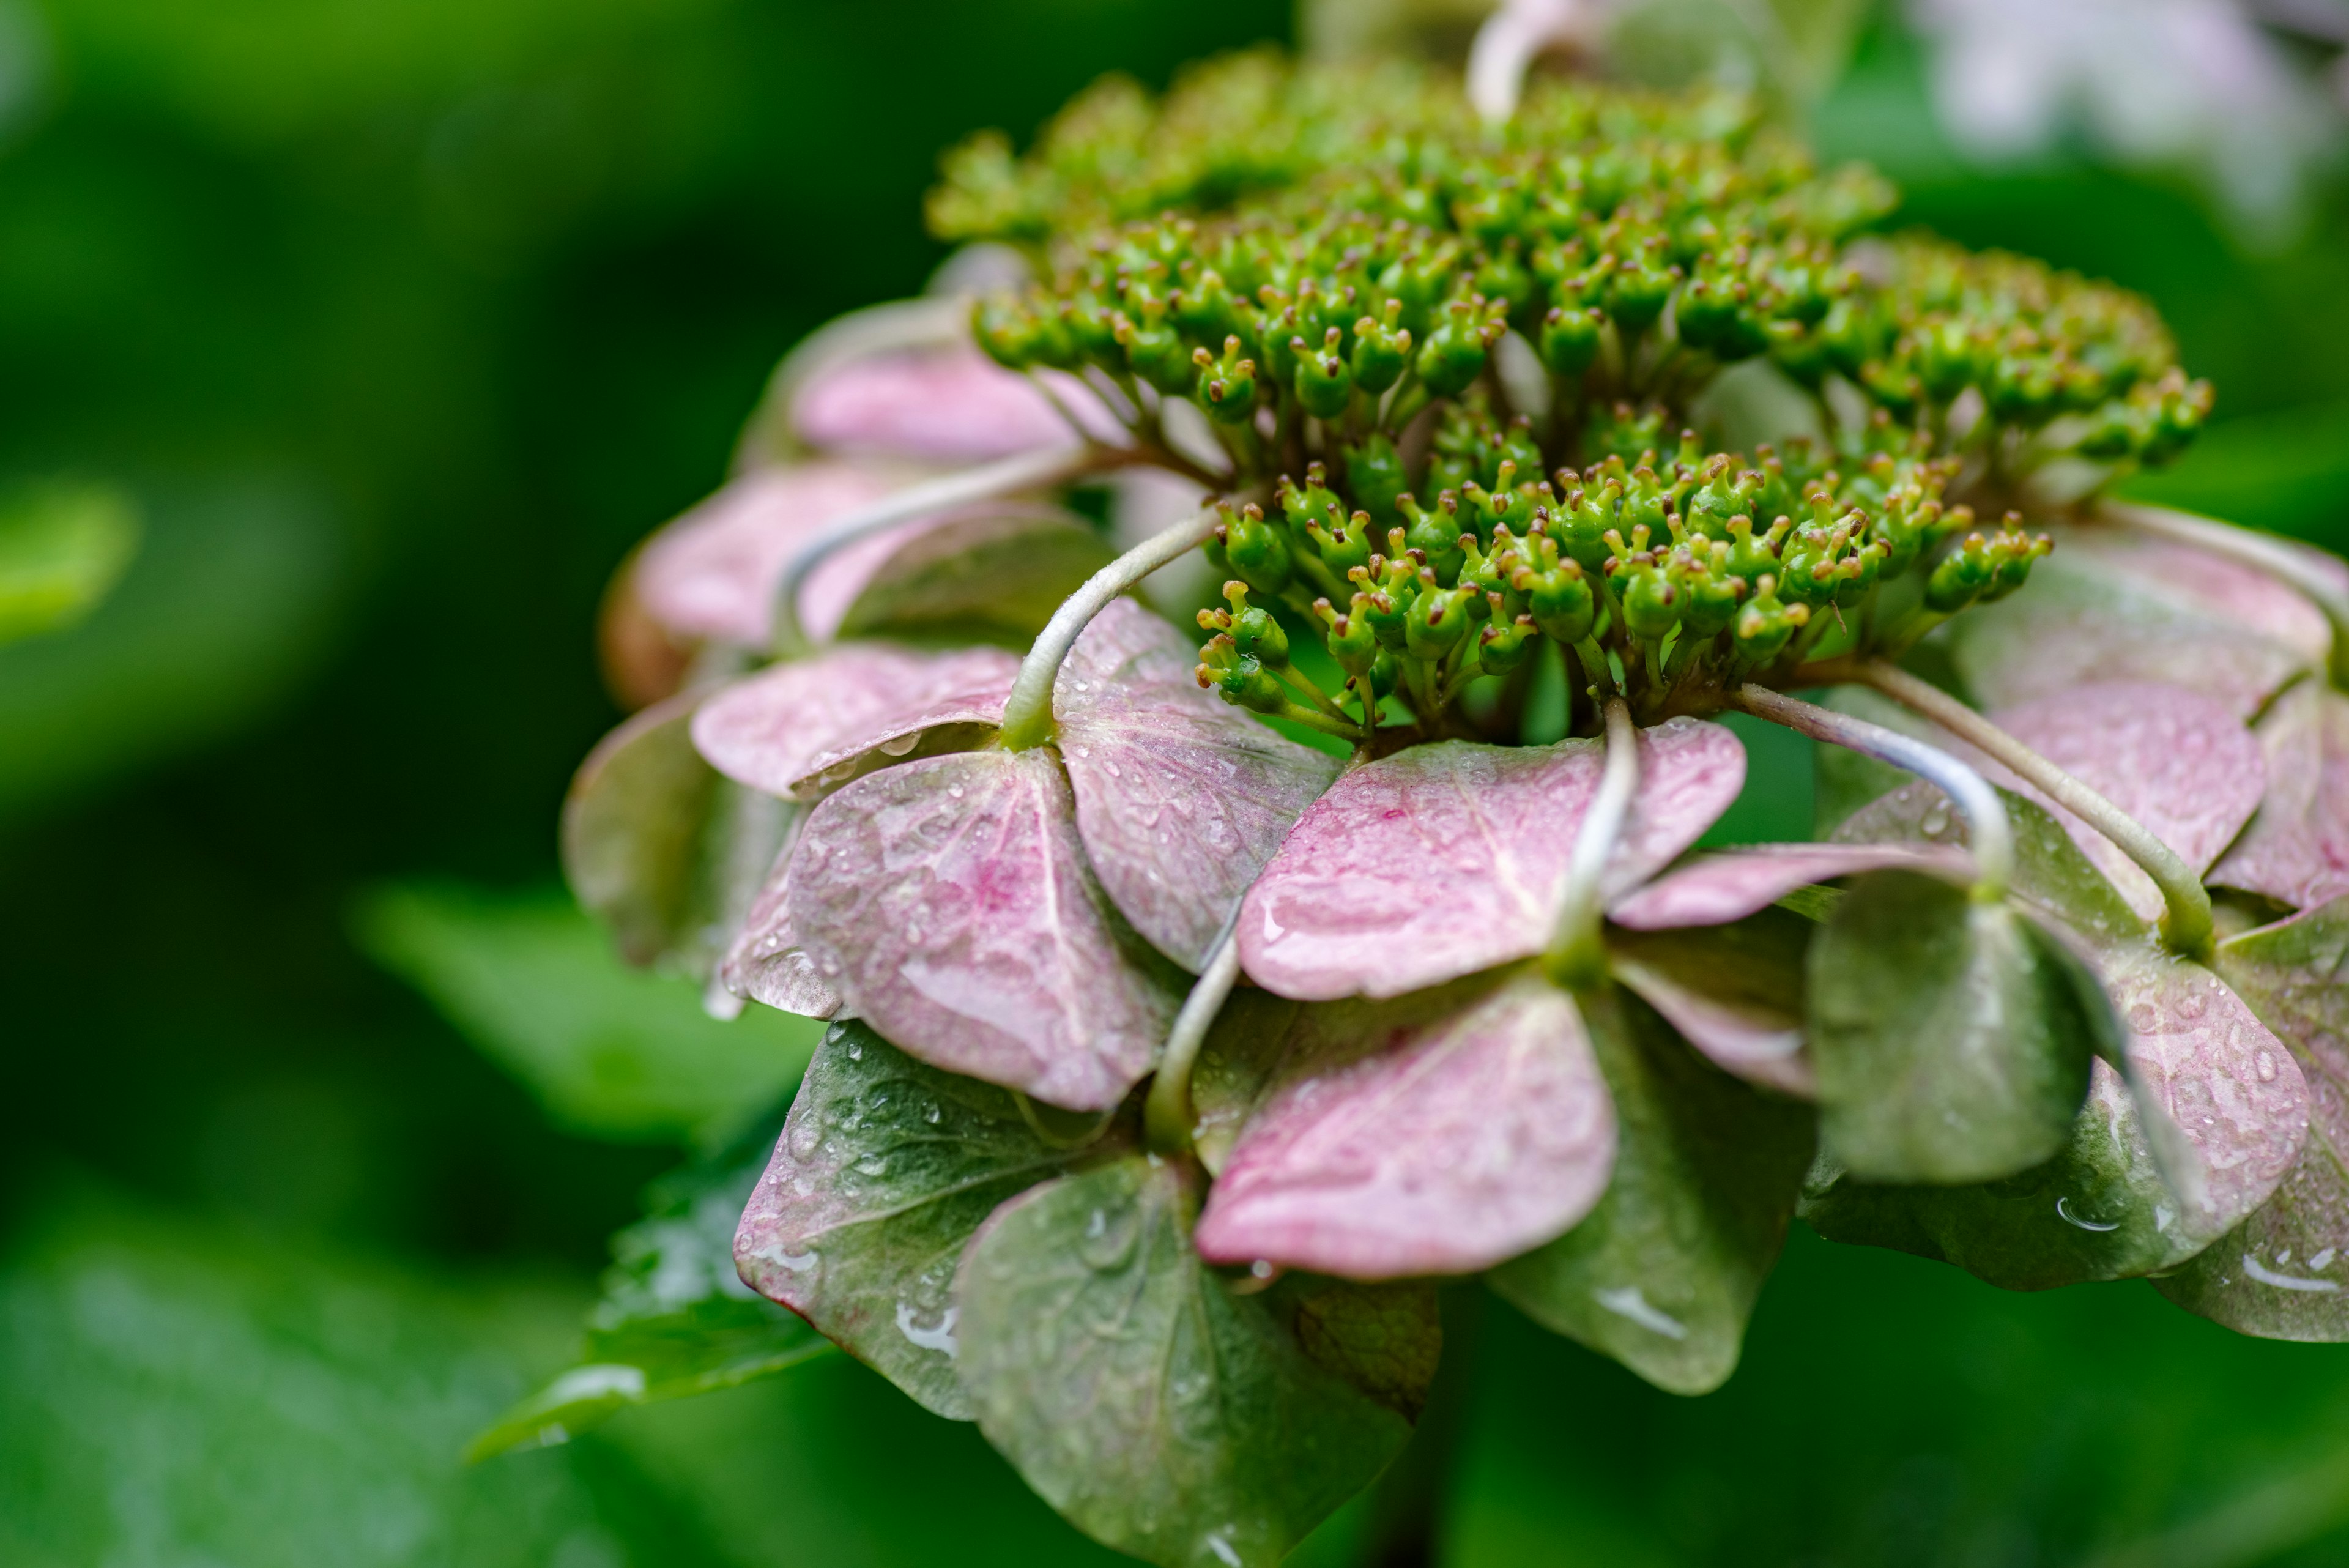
<box><xmin>1192</xmin><ymin>420</ymin><xmax>2044</xmax><ymax>731</ymax></box>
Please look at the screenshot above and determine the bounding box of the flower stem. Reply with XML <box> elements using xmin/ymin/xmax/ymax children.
<box><xmin>771</xmin><ymin>443</ymin><xmax>1111</xmax><ymax>655</ymax></box>
<box><xmin>1732</xmin><ymin>683</ymin><xmax>2014</xmax><ymax>904</ymax></box>
<box><xmin>1854</xmin><ymin>659</ymin><xmax>2214</xmax><ymax>959</ymax></box>
<box><xmin>2102</xmin><ymin>499</ymin><xmax>2349</xmax><ymax>686</ymax></box>
<box><xmin>1145</xmin><ymin>922</ymin><xmax>1244</xmax><ymax>1157</ymax></box>
<box><xmin>997</xmin><ymin>503</ymin><xmax>1227</xmax><ymax>751</ymax></box>
<box><xmin>1543</xmin><ymin>696</ymin><xmax>1638</xmax><ymax>992</ymax></box>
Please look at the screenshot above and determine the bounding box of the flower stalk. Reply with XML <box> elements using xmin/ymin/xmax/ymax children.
<box><xmin>1732</xmin><ymin>683</ymin><xmax>2014</xmax><ymax>904</ymax></box>
<box><xmin>1144</xmin><ymin>922</ymin><xmax>1244</xmax><ymax>1157</ymax></box>
<box><xmin>1855</xmin><ymin>659</ymin><xmax>2213</xmax><ymax>959</ymax></box>
<box><xmin>1544</xmin><ymin>696</ymin><xmax>1639</xmax><ymax>991</ymax></box>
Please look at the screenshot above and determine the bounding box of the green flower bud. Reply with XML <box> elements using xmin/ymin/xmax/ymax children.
<box><xmin>1313</xmin><ymin>595</ymin><xmax>1380</xmax><ymax>678</ymax></box>
<box><xmin>1733</xmin><ymin>573</ymin><xmax>1809</xmax><ymax>663</ymax></box>
<box><xmin>1295</xmin><ymin>328</ymin><xmax>1356</xmax><ymax>419</ymax></box>
<box><xmin>1190</xmin><ymin>336</ymin><xmax>1261</xmax><ymax>425</ymax></box>
<box><xmin>1515</xmin><ymin>551</ymin><xmax>1595</xmax><ymax>644</ymax></box>
<box><xmin>1198</xmin><ymin>581</ymin><xmax>1290</xmax><ymax>667</ymax></box>
<box><xmin>1416</xmin><ymin>298</ymin><xmax>1497</xmax><ymax>398</ymax></box>
<box><xmin>1339</xmin><ymin>434</ymin><xmax>1410</xmax><ymax>524</ymax></box>
<box><xmin>1538</xmin><ymin>303</ymin><xmax>1603</xmax><ymax>379</ymax></box>
<box><xmin>1349</xmin><ymin>300</ymin><xmax>1412</xmax><ymax>395</ymax></box>
<box><xmin>1405</xmin><ymin>578</ymin><xmax>1476</xmax><ymax>659</ymax></box>
<box><xmin>1398</xmin><ymin>494</ymin><xmax>1466</xmax><ymax>585</ymax></box>
<box><xmin>1195</xmin><ymin>633</ymin><xmax>1289</xmax><ymax>714</ymax></box>
<box><xmin>1219</xmin><ymin>501</ymin><xmax>1293</xmax><ymax>596</ymax></box>
<box><xmin>1615</xmin><ymin>554</ymin><xmax>1682</xmax><ymax>642</ymax></box>
<box><xmin>1171</xmin><ymin>269</ymin><xmax>1249</xmax><ymax>347</ymax></box>
<box><xmin>1672</xmin><ymin>544</ymin><xmax>1745</xmax><ymax>639</ymax></box>
<box><xmin>1476</xmin><ymin>604</ymin><xmax>1540</xmax><ymax>675</ymax></box>
<box><xmin>1721</xmin><ymin>513</ymin><xmax>1788</xmax><ymax>585</ymax></box>
<box><xmin>1924</xmin><ymin>530</ymin><xmax>1997</xmax><ymax>612</ymax></box>
<box><xmin>1114</xmin><ymin>298</ymin><xmax>1196</xmax><ymax>395</ymax></box>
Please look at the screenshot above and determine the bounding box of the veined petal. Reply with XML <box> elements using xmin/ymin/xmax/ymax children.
<box><xmin>2212</xmin><ymin>682</ymin><xmax>2349</xmax><ymax>910</ymax></box>
<box><xmin>1057</xmin><ymin>598</ymin><xmax>1343</xmax><ymax>971</ymax></box>
<box><xmin>634</xmin><ymin>463</ymin><xmax>896</xmax><ymax>649</ymax></box>
<box><xmin>1951</xmin><ymin>524</ymin><xmax>2326</xmax><ymax>719</ymax></box>
<box><xmin>719</xmin><ymin>818</ymin><xmax>845</xmax><ymax>1020</ymax></box>
<box><xmin>794</xmin><ymin>345</ymin><xmax>1111</xmax><ymax>462</ymax></box>
<box><xmin>1194</xmin><ymin>974</ymin><xmax>1617</xmax><ymax>1279</ymax></box>
<box><xmin>786</xmin><ymin>749</ymin><xmax>1179</xmax><ymax>1112</ymax></box>
<box><xmin>689</xmin><ymin>644</ymin><xmax>1018</xmax><ymax>801</ymax></box>
<box><xmin>1608</xmin><ymin>842</ymin><xmax>1975</xmax><ymax>931</ymax></box>
<box><xmin>1239</xmin><ymin>718</ymin><xmax>1745</xmax><ymax>1001</ymax></box>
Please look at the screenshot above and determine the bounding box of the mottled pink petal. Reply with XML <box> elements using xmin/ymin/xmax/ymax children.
<box><xmin>689</xmin><ymin>644</ymin><xmax>1019</xmax><ymax>801</ymax></box>
<box><xmin>1607</xmin><ymin>843</ymin><xmax>1975</xmax><ymax>931</ymax></box>
<box><xmin>719</xmin><ymin>821</ymin><xmax>845</xmax><ymax>1020</ymax></box>
<box><xmin>1195</xmin><ymin>976</ymin><xmax>1616</xmax><ymax>1279</ymax></box>
<box><xmin>1055</xmin><ymin>599</ymin><xmax>1343</xmax><ymax>971</ymax></box>
<box><xmin>800</xmin><ymin>503</ymin><xmax>1114</xmax><ymax>646</ymax></box>
<box><xmin>793</xmin><ymin>346</ymin><xmax>1110</xmax><ymax>461</ymax></box>
<box><xmin>2213</xmin><ymin>682</ymin><xmax>2349</xmax><ymax>910</ymax></box>
<box><xmin>787</xmin><ymin>749</ymin><xmax>1179</xmax><ymax>1111</ymax></box>
<box><xmin>633</xmin><ymin>463</ymin><xmax>896</xmax><ymax>648</ymax></box>
<box><xmin>2101</xmin><ymin>947</ymin><xmax>2310</xmax><ymax>1243</ymax></box>
<box><xmin>1989</xmin><ymin>681</ymin><xmax>2266</xmax><ymax>915</ymax></box>
<box><xmin>1954</xmin><ymin>525</ymin><xmax>2326</xmax><ymax>718</ymax></box>
<box><xmin>1238</xmin><ymin>718</ymin><xmax>1745</xmax><ymax>1001</ymax></box>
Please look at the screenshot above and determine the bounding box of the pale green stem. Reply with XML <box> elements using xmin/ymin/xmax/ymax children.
<box><xmin>1857</xmin><ymin>659</ymin><xmax>2213</xmax><ymax>958</ymax></box>
<box><xmin>770</xmin><ymin>443</ymin><xmax>1108</xmax><ymax>656</ymax></box>
<box><xmin>1733</xmin><ymin>683</ymin><xmax>2014</xmax><ymax>904</ymax></box>
<box><xmin>1543</xmin><ymin>696</ymin><xmax>1639</xmax><ymax>992</ymax></box>
<box><xmin>2104</xmin><ymin>499</ymin><xmax>2349</xmax><ymax>686</ymax></box>
<box><xmin>998</xmin><ymin>505</ymin><xmax>1227</xmax><ymax>751</ymax></box>
<box><xmin>1145</xmin><ymin>921</ymin><xmax>1244</xmax><ymax>1157</ymax></box>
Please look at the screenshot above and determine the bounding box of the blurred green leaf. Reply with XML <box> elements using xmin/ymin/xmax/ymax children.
<box><xmin>1808</xmin><ymin>871</ymin><xmax>2094</xmax><ymax>1184</ymax></box>
<box><xmin>0</xmin><ymin>477</ymin><xmax>346</xmax><ymax>817</ymax></box>
<box><xmin>471</xmin><ymin>1113</ymin><xmax>833</xmax><ymax>1460</ymax></box>
<box><xmin>2121</xmin><ymin>402</ymin><xmax>2349</xmax><ymax>554</ymax></box>
<box><xmin>355</xmin><ymin>880</ymin><xmax>819</xmax><ymax>1145</ymax></box>
<box><xmin>0</xmin><ymin>479</ymin><xmax>138</xmax><ymax>646</ymax></box>
<box><xmin>0</xmin><ymin>1189</ymin><xmax>729</xmax><ymax>1568</ymax></box>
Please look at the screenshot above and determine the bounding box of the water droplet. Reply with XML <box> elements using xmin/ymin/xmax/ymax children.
<box><xmin>878</xmin><ymin>732</ymin><xmax>919</xmax><ymax>757</ymax></box>
<box><xmin>1920</xmin><ymin>800</ymin><xmax>1951</xmax><ymax>837</ymax></box>
<box><xmin>948</xmin><ymin>786</ymin><xmax>965</xmax><ymax>800</ymax></box>
<box><xmin>2057</xmin><ymin>1196</ymin><xmax>2120</xmax><ymax>1232</ymax></box>
<box><xmin>2257</xmin><ymin>1051</ymin><xmax>2277</xmax><ymax>1082</ymax></box>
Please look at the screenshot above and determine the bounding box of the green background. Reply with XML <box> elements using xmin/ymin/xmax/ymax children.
<box><xmin>6</xmin><ymin>0</ymin><xmax>2349</xmax><ymax>1561</ymax></box>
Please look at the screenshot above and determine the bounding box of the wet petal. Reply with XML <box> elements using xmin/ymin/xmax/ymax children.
<box><xmin>2211</xmin><ymin>682</ymin><xmax>2349</xmax><ymax>910</ymax></box>
<box><xmin>1194</xmin><ymin>975</ymin><xmax>1617</xmax><ymax>1279</ymax></box>
<box><xmin>807</xmin><ymin>504</ymin><xmax>1114</xmax><ymax>645</ymax></box>
<box><xmin>1950</xmin><ymin>523</ymin><xmax>2326</xmax><ymax>719</ymax></box>
<box><xmin>1608</xmin><ymin>842</ymin><xmax>1973</xmax><ymax>931</ymax></box>
<box><xmin>719</xmin><ymin>819</ymin><xmax>845</xmax><ymax>1020</ymax></box>
<box><xmin>793</xmin><ymin>345</ymin><xmax>1110</xmax><ymax>462</ymax></box>
<box><xmin>689</xmin><ymin>644</ymin><xmax>1019</xmax><ymax>801</ymax></box>
<box><xmin>787</xmin><ymin>749</ymin><xmax>1179</xmax><ymax>1112</ymax></box>
<box><xmin>2164</xmin><ymin>896</ymin><xmax>2349</xmax><ymax>1337</ymax></box>
<box><xmin>1058</xmin><ymin>598</ymin><xmax>1343</xmax><ymax>971</ymax></box>
<box><xmin>1239</xmin><ymin>718</ymin><xmax>1745</xmax><ymax>1001</ymax></box>
<box><xmin>1989</xmin><ymin>680</ymin><xmax>2265</xmax><ymax>916</ymax></box>
<box><xmin>633</xmin><ymin>463</ymin><xmax>895</xmax><ymax>648</ymax></box>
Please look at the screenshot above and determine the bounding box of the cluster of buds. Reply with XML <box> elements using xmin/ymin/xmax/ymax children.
<box><xmin>1192</xmin><ymin>419</ymin><xmax>2044</xmax><ymax>734</ymax></box>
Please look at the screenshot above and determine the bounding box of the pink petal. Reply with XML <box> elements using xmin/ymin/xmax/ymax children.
<box><xmin>1954</xmin><ymin>524</ymin><xmax>2326</xmax><ymax>719</ymax></box>
<box><xmin>719</xmin><ymin>821</ymin><xmax>845</xmax><ymax>1020</ymax></box>
<box><xmin>1238</xmin><ymin>719</ymin><xmax>1746</xmax><ymax>1001</ymax></box>
<box><xmin>1612</xmin><ymin>957</ymin><xmax>1814</xmax><ymax>1097</ymax></box>
<box><xmin>1607</xmin><ymin>843</ymin><xmax>1975</xmax><ymax>931</ymax></box>
<box><xmin>1991</xmin><ymin>680</ymin><xmax>2266</xmax><ymax>891</ymax></box>
<box><xmin>689</xmin><ymin>644</ymin><xmax>1018</xmax><ymax>801</ymax></box>
<box><xmin>2212</xmin><ymin>682</ymin><xmax>2349</xmax><ymax>910</ymax></box>
<box><xmin>633</xmin><ymin>463</ymin><xmax>896</xmax><ymax>648</ymax></box>
<box><xmin>2102</xmin><ymin>946</ymin><xmax>2310</xmax><ymax>1244</ymax></box>
<box><xmin>1194</xmin><ymin>976</ymin><xmax>1617</xmax><ymax>1279</ymax></box>
<box><xmin>1056</xmin><ymin>599</ymin><xmax>1344</xmax><ymax>970</ymax></box>
<box><xmin>786</xmin><ymin>749</ymin><xmax>1179</xmax><ymax>1111</ymax></box>
<box><xmin>799</xmin><ymin>503</ymin><xmax>1113</xmax><ymax>646</ymax></box>
<box><xmin>792</xmin><ymin>346</ymin><xmax>1109</xmax><ymax>463</ymax></box>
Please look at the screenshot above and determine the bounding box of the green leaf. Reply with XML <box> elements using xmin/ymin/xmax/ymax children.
<box><xmin>956</xmin><ymin>1154</ymin><xmax>1413</xmax><ymax>1567</ymax></box>
<box><xmin>833</xmin><ymin>505</ymin><xmax>1116</xmax><ymax>642</ymax></box>
<box><xmin>0</xmin><ymin>481</ymin><xmax>140</xmax><ymax>647</ymax></box>
<box><xmin>355</xmin><ymin>882</ymin><xmax>820</xmax><ymax>1144</ymax></box>
<box><xmin>1266</xmin><ymin>1275</ymin><xmax>1442</xmax><ymax>1422</ymax></box>
<box><xmin>0</xmin><ymin>1193</ymin><xmax>725</xmax><ymax>1566</ymax></box>
<box><xmin>471</xmin><ymin>1116</ymin><xmax>834</xmax><ymax>1460</ymax></box>
<box><xmin>2161</xmin><ymin>897</ymin><xmax>2349</xmax><ymax>1338</ymax></box>
<box><xmin>1490</xmin><ymin>986</ymin><xmax>1814</xmax><ymax>1395</ymax></box>
<box><xmin>1808</xmin><ymin>870</ymin><xmax>2095</xmax><ymax>1184</ymax></box>
<box><xmin>734</xmin><ymin>1020</ymin><xmax>1112</xmax><ymax>1418</ymax></box>
<box><xmin>562</xmin><ymin>688</ymin><xmax>790</xmax><ymax>976</ymax></box>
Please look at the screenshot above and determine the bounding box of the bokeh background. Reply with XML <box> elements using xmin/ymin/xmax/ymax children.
<box><xmin>7</xmin><ymin>1</ymin><xmax>2349</xmax><ymax>1562</ymax></box>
